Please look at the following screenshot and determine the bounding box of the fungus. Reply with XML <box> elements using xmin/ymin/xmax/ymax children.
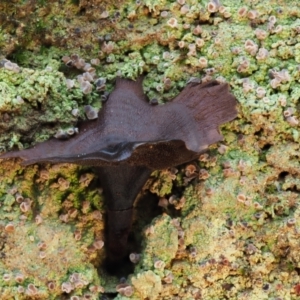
<box><xmin>0</xmin><ymin>76</ymin><xmax>237</xmax><ymax>264</ymax></box>
<box><xmin>254</xmin><ymin>28</ymin><xmax>268</xmax><ymax>40</ymax></box>
<box><xmin>237</xmin><ymin>7</ymin><xmax>248</xmax><ymax>17</ymax></box>
<box><xmin>187</xmin><ymin>43</ymin><xmax>197</xmax><ymax>56</ymax></box>
<box><xmin>256</xmin><ymin>48</ymin><xmax>269</xmax><ymax>61</ymax></box>
<box><xmin>158</xmin><ymin>197</ymin><xmax>169</xmax><ymax>209</ymax></box>
<box><xmin>247</xmin><ymin>10</ymin><xmax>258</xmax><ymax>20</ymax></box>
<box><xmin>207</xmin><ymin>1</ymin><xmax>219</xmax><ymax>13</ymax></box>
<box><xmin>180</xmin><ymin>5</ymin><xmax>189</xmax><ymax>15</ymax></box>
<box><xmin>167</xmin><ymin>17</ymin><xmax>178</xmax><ymax>28</ymax></box>
<box><xmin>116</xmin><ymin>284</ymin><xmax>134</xmax><ymax>297</ymax></box>
<box><xmin>3</xmin><ymin>274</ymin><xmax>11</xmax><ymax>281</ymax></box>
<box><xmin>154</xmin><ymin>260</ymin><xmax>166</xmax><ymax>269</ymax></box>
<box><xmin>193</xmin><ymin>25</ymin><xmax>202</xmax><ymax>35</ymax></box>
<box><xmin>20</xmin><ymin>199</ymin><xmax>31</xmax><ymax>212</ymax></box>
<box><xmin>244</xmin><ymin>39</ymin><xmax>258</xmax><ymax>56</ymax></box>
<box><xmin>15</xmin><ymin>273</ymin><xmax>25</xmax><ymax>283</ymax></box>
<box><xmin>160</xmin><ymin>11</ymin><xmax>168</xmax><ymax>18</ymax></box>
<box><xmin>129</xmin><ymin>252</ymin><xmax>141</xmax><ymax>264</ymax></box>
<box><xmin>178</xmin><ymin>40</ymin><xmax>185</xmax><ymax>48</ymax></box>
<box><xmin>163</xmin><ymin>272</ymin><xmax>174</xmax><ymax>283</ymax></box>
<box><xmin>195</xmin><ymin>38</ymin><xmax>205</xmax><ymax>48</ymax></box>
<box><xmin>93</xmin><ymin>239</ymin><xmax>104</xmax><ymax>250</ymax></box>
<box><xmin>84</xmin><ymin>105</ymin><xmax>98</xmax><ymax>120</ymax></box>
<box><xmin>54</xmin><ymin>129</ymin><xmax>69</xmax><ymax>140</ymax></box>
<box><xmin>61</xmin><ymin>282</ymin><xmax>73</xmax><ymax>293</ymax></box>
<box><xmin>5</xmin><ymin>223</ymin><xmax>15</xmax><ymax>233</ymax></box>
<box><xmin>66</xmin><ymin>79</ymin><xmax>75</xmax><ymax>89</ymax></box>
<box><xmin>26</xmin><ymin>284</ymin><xmax>38</xmax><ymax>296</ymax></box>
<box><xmin>199</xmin><ymin>169</ymin><xmax>210</xmax><ymax>180</ymax></box>
<box><xmin>90</xmin><ymin>58</ymin><xmax>100</xmax><ymax>66</ymax></box>
<box><xmin>198</xmin><ymin>57</ymin><xmax>208</xmax><ymax>68</ymax></box>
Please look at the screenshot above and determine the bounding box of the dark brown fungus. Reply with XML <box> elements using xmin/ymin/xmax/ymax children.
<box><xmin>0</xmin><ymin>76</ymin><xmax>237</xmax><ymax>266</ymax></box>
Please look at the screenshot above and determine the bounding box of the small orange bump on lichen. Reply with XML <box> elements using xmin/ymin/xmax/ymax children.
<box><xmin>244</xmin><ymin>39</ymin><xmax>258</xmax><ymax>56</ymax></box>
<box><xmin>35</xmin><ymin>215</ymin><xmax>43</xmax><ymax>225</ymax></box>
<box><xmin>163</xmin><ymin>272</ymin><xmax>174</xmax><ymax>283</ymax></box>
<box><xmin>144</xmin><ymin>225</ymin><xmax>155</xmax><ymax>235</ymax></box>
<box><xmin>39</xmin><ymin>251</ymin><xmax>46</xmax><ymax>259</ymax></box>
<box><xmin>199</xmin><ymin>169</ymin><xmax>210</xmax><ymax>180</ymax></box>
<box><xmin>273</xmin><ymin>25</ymin><xmax>283</xmax><ymax>34</ymax></box>
<box><xmin>187</xmin><ymin>43</ymin><xmax>197</xmax><ymax>56</ymax></box>
<box><xmin>287</xmin><ymin>218</ymin><xmax>296</xmax><ymax>227</ymax></box>
<box><xmin>223</xmin><ymin>168</ymin><xmax>235</xmax><ymax>177</ymax></box>
<box><xmin>37</xmin><ymin>241</ymin><xmax>47</xmax><ymax>250</ymax></box>
<box><xmin>167</xmin><ymin>17</ymin><xmax>178</xmax><ymax>28</ymax></box>
<box><xmin>195</xmin><ymin>38</ymin><xmax>205</xmax><ymax>48</ymax></box>
<box><xmin>91</xmin><ymin>210</ymin><xmax>102</xmax><ymax>220</ymax></box>
<box><xmin>74</xmin><ymin>229</ymin><xmax>82</xmax><ymax>241</ymax></box>
<box><xmin>207</xmin><ymin>1</ymin><xmax>218</xmax><ymax>13</ymax></box>
<box><xmin>268</xmin><ymin>15</ymin><xmax>277</xmax><ymax>24</ymax></box>
<box><xmin>193</xmin><ymin>25</ymin><xmax>202</xmax><ymax>35</ymax></box>
<box><xmin>239</xmin><ymin>176</ymin><xmax>246</xmax><ymax>185</ymax></box>
<box><xmin>158</xmin><ymin>197</ymin><xmax>168</xmax><ymax>209</ymax></box>
<box><xmin>254</xmin><ymin>28</ymin><xmax>268</xmax><ymax>40</ymax></box>
<box><xmin>3</xmin><ymin>273</ymin><xmax>11</xmax><ymax>281</ymax></box>
<box><xmin>199</xmin><ymin>153</ymin><xmax>209</xmax><ymax>161</ymax></box>
<box><xmin>48</xmin><ymin>282</ymin><xmax>56</xmax><ymax>290</ymax></box>
<box><xmin>59</xmin><ymin>213</ymin><xmax>69</xmax><ymax>223</ymax></box>
<box><xmin>26</xmin><ymin>284</ymin><xmax>38</xmax><ymax>296</ymax></box>
<box><xmin>160</xmin><ymin>11</ymin><xmax>168</xmax><ymax>18</ymax></box>
<box><xmin>185</xmin><ymin>164</ymin><xmax>197</xmax><ymax>177</ymax></box>
<box><xmin>237</xmin><ymin>7</ymin><xmax>247</xmax><ymax>17</ymax></box>
<box><xmin>278</xmin><ymin>95</ymin><xmax>287</xmax><ymax>107</ymax></box>
<box><xmin>89</xmin><ymin>285</ymin><xmax>105</xmax><ymax>293</ymax></box>
<box><xmin>5</xmin><ymin>223</ymin><xmax>15</xmax><ymax>233</ymax></box>
<box><xmin>189</xmin><ymin>246</ymin><xmax>197</xmax><ymax>259</ymax></box>
<box><xmin>286</xmin><ymin>116</ymin><xmax>299</xmax><ymax>126</ymax></box>
<box><xmin>256</xmin><ymin>87</ymin><xmax>266</xmax><ymax>98</ymax></box>
<box><xmin>256</xmin><ymin>48</ymin><xmax>269</xmax><ymax>61</ymax></box>
<box><xmin>15</xmin><ymin>273</ymin><xmax>25</xmax><ymax>283</ymax></box>
<box><xmin>236</xmin><ymin>193</ymin><xmax>246</xmax><ymax>203</ymax></box>
<box><xmin>116</xmin><ymin>284</ymin><xmax>134</xmax><ymax>297</ymax></box>
<box><xmin>69</xmin><ymin>208</ymin><xmax>78</xmax><ymax>219</ymax></box>
<box><xmin>198</xmin><ymin>57</ymin><xmax>208</xmax><ymax>68</ymax></box>
<box><xmin>93</xmin><ymin>240</ymin><xmax>104</xmax><ymax>250</ymax></box>
<box><xmin>20</xmin><ymin>199</ymin><xmax>31</xmax><ymax>212</ymax></box>
<box><xmin>154</xmin><ymin>259</ymin><xmax>166</xmax><ymax>269</ymax></box>
<box><xmin>180</xmin><ymin>5</ymin><xmax>189</xmax><ymax>15</ymax></box>
<box><xmin>178</xmin><ymin>40</ymin><xmax>185</xmax><ymax>48</ymax></box>
<box><xmin>218</xmin><ymin>144</ymin><xmax>228</xmax><ymax>154</ymax></box>
<box><xmin>253</xmin><ymin>202</ymin><xmax>263</xmax><ymax>210</ymax></box>
<box><xmin>15</xmin><ymin>193</ymin><xmax>24</xmax><ymax>203</ymax></box>
<box><xmin>205</xmin><ymin>187</ymin><xmax>214</xmax><ymax>195</ymax></box>
<box><xmin>247</xmin><ymin>10</ymin><xmax>258</xmax><ymax>20</ymax></box>
<box><xmin>61</xmin><ymin>282</ymin><xmax>74</xmax><ymax>293</ymax></box>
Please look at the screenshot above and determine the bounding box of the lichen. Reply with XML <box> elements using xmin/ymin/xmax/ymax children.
<box><xmin>0</xmin><ymin>0</ymin><xmax>300</xmax><ymax>299</ymax></box>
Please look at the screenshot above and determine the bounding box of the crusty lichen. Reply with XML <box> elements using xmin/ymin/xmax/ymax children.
<box><xmin>0</xmin><ymin>0</ymin><xmax>300</xmax><ymax>299</ymax></box>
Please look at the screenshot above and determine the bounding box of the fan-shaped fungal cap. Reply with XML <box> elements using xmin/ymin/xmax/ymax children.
<box><xmin>0</xmin><ymin>77</ymin><xmax>237</xmax><ymax>169</ymax></box>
